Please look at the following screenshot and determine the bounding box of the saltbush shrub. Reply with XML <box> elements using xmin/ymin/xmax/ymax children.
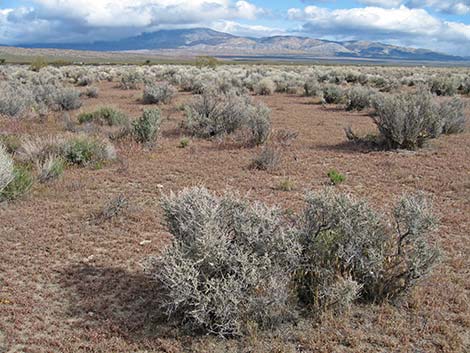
<box><xmin>0</xmin><ymin>144</ymin><xmax>14</xmax><ymax>193</ymax></box>
<box><xmin>304</xmin><ymin>79</ymin><xmax>323</xmax><ymax>98</ymax></box>
<box><xmin>184</xmin><ymin>90</ymin><xmax>271</xmax><ymax>145</ymax></box>
<box><xmin>53</xmin><ymin>88</ymin><xmax>82</xmax><ymax>111</ymax></box>
<box><xmin>322</xmin><ymin>85</ymin><xmax>345</xmax><ymax>104</ymax></box>
<box><xmin>149</xmin><ymin>187</ymin><xmax>439</xmax><ymax>336</ymax></box>
<box><xmin>119</xmin><ymin>71</ymin><xmax>142</xmax><ymax>90</ymax></box>
<box><xmin>439</xmin><ymin>97</ymin><xmax>467</xmax><ymax>135</ymax></box>
<box><xmin>250</xmin><ymin>147</ymin><xmax>280</xmax><ymax>171</ymax></box>
<box><xmin>0</xmin><ymin>83</ymin><xmax>33</xmax><ymax>117</ymax></box>
<box><xmin>0</xmin><ymin>165</ymin><xmax>34</xmax><ymax>201</ymax></box>
<box><xmin>430</xmin><ymin>77</ymin><xmax>459</xmax><ymax>96</ymax></box>
<box><xmin>147</xmin><ymin>187</ymin><xmax>301</xmax><ymax>336</ymax></box>
<box><xmin>63</xmin><ymin>135</ymin><xmax>116</xmax><ymax>166</ymax></box>
<box><xmin>254</xmin><ymin>78</ymin><xmax>276</xmax><ymax>95</ymax></box>
<box><xmin>346</xmin><ymin>86</ymin><xmax>374</xmax><ymax>111</ymax></box>
<box><xmin>296</xmin><ymin>190</ymin><xmax>439</xmax><ymax>305</ymax></box>
<box><xmin>370</xmin><ymin>90</ymin><xmax>441</xmax><ymax>149</ymax></box>
<box><xmin>142</xmin><ymin>82</ymin><xmax>177</xmax><ymax>104</ymax></box>
<box><xmin>78</xmin><ymin>107</ymin><xmax>129</xmax><ymax>126</ymax></box>
<box><xmin>133</xmin><ymin>108</ymin><xmax>162</xmax><ymax>143</ymax></box>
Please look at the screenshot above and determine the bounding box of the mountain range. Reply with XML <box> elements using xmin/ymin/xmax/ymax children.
<box><xmin>17</xmin><ymin>28</ymin><xmax>467</xmax><ymax>62</ymax></box>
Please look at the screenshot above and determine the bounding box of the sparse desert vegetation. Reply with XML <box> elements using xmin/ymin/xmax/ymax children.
<box><xmin>0</xmin><ymin>62</ymin><xmax>469</xmax><ymax>352</ymax></box>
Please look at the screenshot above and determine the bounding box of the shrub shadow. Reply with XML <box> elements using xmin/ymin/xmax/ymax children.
<box><xmin>60</xmin><ymin>263</ymin><xmax>177</xmax><ymax>342</ymax></box>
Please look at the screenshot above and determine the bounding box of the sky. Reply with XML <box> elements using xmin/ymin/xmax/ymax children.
<box><xmin>0</xmin><ymin>0</ymin><xmax>469</xmax><ymax>56</ymax></box>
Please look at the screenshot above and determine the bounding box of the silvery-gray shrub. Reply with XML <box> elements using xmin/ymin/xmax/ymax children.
<box><xmin>439</xmin><ymin>97</ymin><xmax>467</xmax><ymax>135</ymax></box>
<box><xmin>296</xmin><ymin>190</ymin><xmax>439</xmax><ymax>305</ymax></box>
<box><xmin>371</xmin><ymin>90</ymin><xmax>441</xmax><ymax>149</ymax></box>
<box><xmin>346</xmin><ymin>86</ymin><xmax>375</xmax><ymax>111</ymax></box>
<box><xmin>0</xmin><ymin>83</ymin><xmax>34</xmax><ymax>117</ymax></box>
<box><xmin>0</xmin><ymin>144</ymin><xmax>14</xmax><ymax>192</ymax></box>
<box><xmin>142</xmin><ymin>82</ymin><xmax>177</xmax><ymax>104</ymax></box>
<box><xmin>147</xmin><ymin>187</ymin><xmax>301</xmax><ymax>336</ymax></box>
<box><xmin>184</xmin><ymin>90</ymin><xmax>271</xmax><ymax>144</ymax></box>
<box><xmin>53</xmin><ymin>87</ymin><xmax>82</xmax><ymax>111</ymax></box>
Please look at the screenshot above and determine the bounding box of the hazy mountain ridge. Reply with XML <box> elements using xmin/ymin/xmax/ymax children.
<box><xmin>17</xmin><ymin>28</ymin><xmax>466</xmax><ymax>62</ymax></box>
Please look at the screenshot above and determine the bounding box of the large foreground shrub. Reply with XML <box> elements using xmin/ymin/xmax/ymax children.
<box><xmin>148</xmin><ymin>187</ymin><xmax>439</xmax><ymax>336</ymax></box>
<box><xmin>296</xmin><ymin>190</ymin><xmax>439</xmax><ymax>306</ymax></box>
<box><xmin>147</xmin><ymin>187</ymin><xmax>301</xmax><ymax>336</ymax></box>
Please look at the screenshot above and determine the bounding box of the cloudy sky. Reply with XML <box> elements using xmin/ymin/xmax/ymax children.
<box><xmin>0</xmin><ymin>0</ymin><xmax>469</xmax><ymax>55</ymax></box>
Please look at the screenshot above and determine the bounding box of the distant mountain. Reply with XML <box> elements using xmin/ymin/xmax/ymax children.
<box><xmin>17</xmin><ymin>28</ymin><xmax>467</xmax><ymax>62</ymax></box>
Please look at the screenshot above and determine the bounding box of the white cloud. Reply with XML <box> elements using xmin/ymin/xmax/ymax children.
<box><xmin>0</xmin><ymin>0</ymin><xmax>265</xmax><ymax>43</ymax></box>
<box><xmin>357</xmin><ymin>0</ymin><xmax>470</xmax><ymax>15</ymax></box>
<box><xmin>211</xmin><ymin>20</ymin><xmax>286</xmax><ymax>37</ymax></box>
<box><xmin>358</xmin><ymin>0</ymin><xmax>404</xmax><ymax>7</ymax></box>
<box><xmin>288</xmin><ymin>5</ymin><xmax>470</xmax><ymax>55</ymax></box>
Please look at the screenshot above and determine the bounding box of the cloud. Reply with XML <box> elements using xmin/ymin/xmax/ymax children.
<box><xmin>357</xmin><ymin>0</ymin><xmax>470</xmax><ymax>15</ymax></box>
<box><xmin>0</xmin><ymin>0</ymin><xmax>265</xmax><ymax>43</ymax></box>
<box><xmin>211</xmin><ymin>20</ymin><xmax>286</xmax><ymax>37</ymax></box>
<box><xmin>288</xmin><ymin>5</ymin><xmax>470</xmax><ymax>55</ymax></box>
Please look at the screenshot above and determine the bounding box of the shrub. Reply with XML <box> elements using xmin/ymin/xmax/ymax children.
<box><xmin>119</xmin><ymin>71</ymin><xmax>142</xmax><ymax>90</ymax></box>
<box><xmin>327</xmin><ymin>169</ymin><xmax>346</xmax><ymax>185</ymax></box>
<box><xmin>179</xmin><ymin>138</ymin><xmax>190</xmax><ymax>148</ymax></box>
<box><xmin>0</xmin><ymin>134</ymin><xmax>21</xmax><ymax>154</ymax></box>
<box><xmin>430</xmin><ymin>77</ymin><xmax>459</xmax><ymax>96</ymax></box>
<box><xmin>184</xmin><ymin>90</ymin><xmax>271</xmax><ymax>144</ymax></box>
<box><xmin>277</xmin><ymin>178</ymin><xmax>295</xmax><ymax>192</ymax></box>
<box><xmin>322</xmin><ymin>85</ymin><xmax>345</xmax><ymax>104</ymax></box>
<box><xmin>54</xmin><ymin>88</ymin><xmax>82</xmax><ymax>111</ymax></box>
<box><xmin>439</xmin><ymin>97</ymin><xmax>467</xmax><ymax>135</ymax></box>
<box><xmin>18</xmin><ymin>135</ymin><xmax>67</xmax><ymax>164</ymax></box>
<box><xmin>304</xmin><ymin>79</ymin><xmax>322</xmax><ymax>97</ymax></box>
<box><xmin>461</xmin><ymin>77</ymin><xmax>470</xmax><ymax>95</ymax></box>
<box><xmin>296</xmin><ymin>190</ymin><xmax>438</xmax><ymax>306</ymax></box>
<box><xmin>133</xmin><ymin>108</ymin><xmax>162</xmax><ymax>143</ymax></box>
<box><xmin>78</xmin><ymin>107</ymin><xmax>129</xmax><ymax>126</ymax></box>
<box><xmin>195</xmin><ymin>56</ymin><xmax>220</xmax><ymax>69</ymax></box>
<box><xmin>93</xmin><ymin>194</ymin><xmax>128</xmax><ymax>224</ymax></box>
<box><xmin>0</xmin><ymin>83</ymin><xmax>33</xmax><ymax>117</ymax></box>
<box><xmin>254</xmin><ymin>78</ymin><xmax>276</xmax><ymax>95</ymax></box>
<box><xmin>0</xmin><ymin>145</ymin><xmax>14</xmax><ymax>193</ymax></box>
<box><xmin>370</xmin><ymin>90</ymin><xmax>441</xmax><ymax>149</ymax></box>
<box><xmin>36</xmin><ymin>155</ymin><xmax>65</xmax><ymax>183</ymax></box>
<box><xmin>83</xmin><ymin>87</ymin><xmax>99</xmax><ymax>98</ymax></box>
<box><xmin>142</xmin><ymin>82</ymin><xmax>177</xmax><ymax>104</ymax></box>
<box><xmin>64</xmin><ymin>135</ymin><xmax>116</xmax><ymax>166</ymax></box>
<box><xmin>0</xmin><ymin>165</ymin><xmax>34</xmax><ymax>201</ymax></box>
<box><xmin>30</xmin><ymin>57</ymin><xmax>48</xmax><ymax>72</ymax></box>
<box><xmin>346</xmin><ymin>86</ymin><xmax>374</xmax><ymax>111</ymax></box>
<box><xmin>246</xmin><ymin>103</ymin><xmax>272</xmax><ymax>146</ymax></box>
<box><xmin>250</xmin><ymin>147</ymin><xmax>280</xmax><ymax>171</ymax></box>
<box><xmin>147</xmin><ymin>187</ymin><xmax>300</xmax><ymax>336</ymax></box>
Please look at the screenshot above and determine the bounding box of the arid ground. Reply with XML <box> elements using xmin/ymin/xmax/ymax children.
<box><xmin>1</xmin><ymin>81</ymin><xmax>470</xmax><ymax>352</ymax></box>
